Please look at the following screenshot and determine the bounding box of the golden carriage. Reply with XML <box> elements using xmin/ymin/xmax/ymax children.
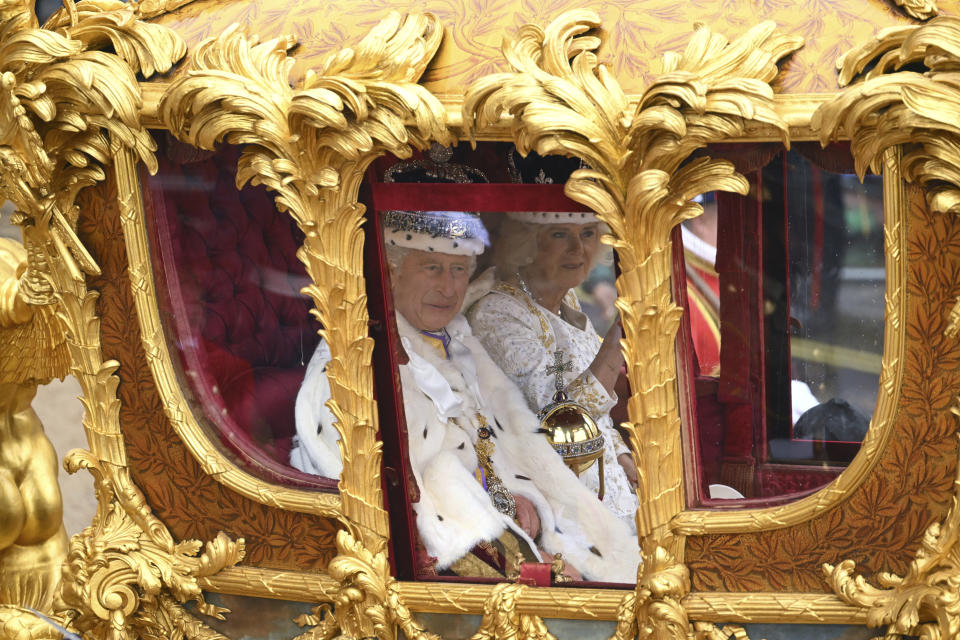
<box><xmin>2</xmin><ymin>0</ymin><xmax>960</xmax><ymax>637</ymax></box>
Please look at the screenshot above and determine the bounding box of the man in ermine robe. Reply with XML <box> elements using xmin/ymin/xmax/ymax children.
<box><xmin>290</xmin><ymin>209</ymin><xmax>639</xmax><ymax>582</ymax></box>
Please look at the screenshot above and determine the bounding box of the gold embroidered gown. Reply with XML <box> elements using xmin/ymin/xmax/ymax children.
<box><xmin>468</xmin><ymin>283</ymin><xmax>639</xmax><ymax>527</ymax></box>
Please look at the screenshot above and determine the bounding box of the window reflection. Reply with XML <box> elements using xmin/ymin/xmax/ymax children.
<box><xmin>684</xmin><ymin>146</ymin><xmax>885</xmax><ymax>503</ymax></box>
<box><xmin>145</xmin><ymin>134</ymin><xmax>331</xmax><ymax>489</ymax></box>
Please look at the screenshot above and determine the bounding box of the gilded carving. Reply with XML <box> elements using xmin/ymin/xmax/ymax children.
<box><xmin>292</xmin><ymin>530</ymin><xmax>438</xmax><ymax>640</ymax></box>
<box><xmin>159</xmin><ymin>11</ymin><xmax>451</xmax><ymax>549</ymax></box>
<box><xmin>0</xmin><ymin>1</ymin><xmax>246</xmax><ymax>638</ymax></box>
<box><xmin>690</xmin><ymin>624</ymin><xmax>751</xmax><ymax>640</ymax></box>
<box><xmin>823</xmin><ymin>460</ymin><xmax>960</xmax><ymax>639</ymax></box>
<box><xmin>158</xmin><ymin>11</ymin><xmax>450</xmax><ymax>638</ymax></box>
<box><xmin>813</xmin><ymin>15</ymin><xmax>960</xmax><ymax>636</ymax></box>
<box><xmin>147</xmin><ymin>0</ymin><xmax>935</xmax><ymax>97</ymax></box>
<box><xmin>815</xmin><ymin>15</ymin><xmax>960</xmax><ymax>217</ymax></box>
<box><xmin>57</xmin><ymin>497</ymin><xmax>245</xmax><ymax>640</ymax></box>
<box><xmin>609</xmin><ymin>539</ymin><xmax>692</xmax><ymax>640</ymax></box>
<box><xmin>892</xmin><ymin>0</ymin><xmax>938</xmax><ymax>20</ymax></box>
<box><xmin>0</xmin><ymin>238</ymin><xmax>68</xmax><ymax>614</ymax></box>
<box><xmin>946</xmin><ymin>296</ymin><xmax>960</xmax><ymax>339</ymax></box>
<box><xmin>464</xmin><ymin>11</ymin><xmax>801</xmax><ymax>552</ymax></box>
<box><xmin>471</xmin><ymin>583</ymin><xmax>555</xmax><ymax>640</ymax></box>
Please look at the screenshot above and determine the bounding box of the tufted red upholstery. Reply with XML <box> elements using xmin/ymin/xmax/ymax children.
<box><xmin>145</xmin><ymin>139</ymin><xmax>333</xmax><ymax>489</ymax></box>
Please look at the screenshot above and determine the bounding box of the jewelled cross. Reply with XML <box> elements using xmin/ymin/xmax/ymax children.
<box><xmin>546</xmin><ymin>350</ymin><xmax>573</xmax><ymax>391</ymax></box>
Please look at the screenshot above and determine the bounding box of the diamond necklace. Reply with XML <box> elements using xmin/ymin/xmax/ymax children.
<box><xmin>516</xmin><ymin>270</ymin><xmax>561</xmax><ymax>316</ymax></box>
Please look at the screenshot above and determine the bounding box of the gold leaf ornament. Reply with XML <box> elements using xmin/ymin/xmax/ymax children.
<box><xmin>823</xmin><ymin>467</ymin><xmax>960</xmax><ymax>638</ymax></box>
<box><xmin>159</xmin><ymin>12</ymin><xmax>451</xmax><ymax>549</ymax></box>
<box><xmin>161</xmin><ymin>12</ymin><xmax>452</xmax><ymax>639</ymax></box>
<box><xmin>292</xmin><ymin>530</ymin><xmax>439</xmax><ymax>640</ymax></box>
<box><xmin>815</xmin><ymin>15</ymin><xmax>960</xmax><ymax>216</ymax></box>
<box><xmin>608</xmin><ymin>540</ymin><xmax>693</xmax><ymax>640</ymax></box>
<box><xmin>470</xmin><ymin>583</ymin><xmax>556</xmax><ymax>640</ymax></box>
<box><xmin>0</xmin><ymin>2</ymin><xmax>251</xmax><ymax>640</ymax></box>
<box><xmin>465</xmin><ymin>12</ymin><xmax>801</xmax><ymax>550</ymax></box>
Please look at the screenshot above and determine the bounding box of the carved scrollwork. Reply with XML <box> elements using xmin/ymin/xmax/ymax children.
<box><xmin>159</xmin><ymin>11</ymin><xmax>451</xmax><ymax>639</ymax></box>
<box><xmin>823</xmin><ymin>459</ymin><xmax>960</xmax><ymax>639</ymax></box>
<box><xmin>57</xmin><ymin>483</ymin><xmax>244</xmax><ymax>640</ymax></box>
<box><xmin>609</xmin><ymin>539</ymin><xmax>692</xmax><ymax>640</ymax></box>
<box><xmin>892</xmin><ymin>0</ymin><xmax>938</xmax><ymax>21</ymax></box>
<box><xmin>814</xmin><ymin>15</ymin><xmax>960</xmax><ymax>216</ymax></box>
<box><xmin>469</xmin><ymin>583</ymin><xmax>555</xmax><ymax>640</ymax></box>
<box><xmin>292</xmin><ymin>530</ymin><xmax>438</xmax><ymax>640</ymax></box>
<box><xmin>464</xmin><ymin>11</ymin><xmax>801</xmax><ymax>552</ymax></box>
<box><xmin>0</xmin><ymin>2</ymin><xmax>248</xmax><ymax>639</ymax></box>
<box><xmin>690</xmin><ymin>623</ymin><xmax>752</xmax><ymax>640</ymax></box>
<box><xmin>811</xmin><ymin>15</ymin><xmax>960</xmax><ymax>639</ymax></box>
<box><xmin>464</xmin><ymin>14</ymin><xmax>800</xmax><ymax>638</ymax></box>
<box><xmin>159</xmin><ymin>12</ymin><xmax>451</xmax><ymax>550</ymax></box>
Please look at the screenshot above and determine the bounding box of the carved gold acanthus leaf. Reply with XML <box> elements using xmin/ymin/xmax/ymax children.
<box><xmin>607</xmin><ymin>538</ymin><xmax>694</xmax><ymax>640</ymax></box>
<box><xmin>0</xmin><ymin>2</ymin><xmax>250</xmax><ymax>639</ymax></box>
<box><xmin>823</xmin><ymin>456</ymin><xmax>960</xmax><ymax>639</ymax></box>
<box><xmin>813</xmin><ymin>18</ymin><xmax>960</xmax><ymax>637</ymax></box>
<box><xmin>159</xmin><ymin>12</ymin><xmax>454</xmax><ymax>640</ymax></box>
<box><xmin>815</xmin><ymin>15</ymin><xmax>960</xmax><ymax>217</ymax></box>
<box><xmin>159</xmin><ymin>11</ymin><xmax>451</xmax><ymax>547</ymax></box>
<box><xmin>463</xmin><ymin>13</ymin><xmax>801</xmax><ymax>639</ymax></box>
<box><xmin>892</xmin><ymin>0</ymin><xmax>938</xmax><ymax>21</ymax></box>
<box><xmin>465</xmin><ymin>11</ymin><xmax>801</xmax><ymax>553</ymax></box>
<box><xmin>467</xmin><ymin>583</ymin><xmax>556</xmax><ymax>640</ymax></box>
<box><xmin>291</xmin><ymin>529</ymin><xmax>439</xmax><ymax>640</ymax></box>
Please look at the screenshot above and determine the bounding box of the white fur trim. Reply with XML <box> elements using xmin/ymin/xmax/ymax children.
<box><xmin>291</xmin><ymin>313</ymin><xmax>640</xmax><ymax>582</ymax></box>
<box><xmin>507</xmin><ymin>211</ymin><xmax>599</xmax><ymax>224</ymax></box>
<box><xmin>291</xmin><ymin>340</ymin><xmax>343</xmax><ymax>478</ymax></box>
<box><xmin>383</xmin><ymin>210</ymin><xmax>487</xmax><ymax>256</ymax></box>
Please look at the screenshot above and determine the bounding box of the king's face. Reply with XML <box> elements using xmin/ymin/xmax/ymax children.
<box><xmin>392</xmin><ymin>249</ymin><xmax>472</xmax><ymax>332</ymax></box>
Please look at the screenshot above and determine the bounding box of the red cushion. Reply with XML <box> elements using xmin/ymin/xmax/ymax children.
<box><xmin>146</xmin><ymin>139</ymin><xmax>331</xmax><ymax>489</ymax></box>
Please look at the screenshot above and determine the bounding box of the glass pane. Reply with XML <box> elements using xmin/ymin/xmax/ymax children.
<box><xmin>144</xmin><ymin>133</ymin><xmax>333</xmax><ymax>489</ymax></box>
<box><xmin>356</xmin><ymin>143</ymin><xmax>639</xmax><ymax>584</ymax></box>
<box><xmin>684</xmin><ymin>146</ymin><xmax>885</xmax><ymax>505</ymax></box>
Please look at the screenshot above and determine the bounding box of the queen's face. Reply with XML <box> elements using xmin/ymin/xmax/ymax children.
<box><xmin>528</xmin><ymin>222</ymin><xmax>601</xmax><ymax>291</ymax></box>
<box><xmin>392</xmin><ymin>249</ymin><xmax>472</xmax><ymax>332</ymax></box>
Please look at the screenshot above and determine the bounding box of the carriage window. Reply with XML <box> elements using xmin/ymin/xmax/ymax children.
<box><xmin>143</xmin><ymin>133</ymin><xmax>334</xmax><ymax>490</ymax></box>
<box><xmin>682</xmin><ymin>145</ymin><xmax>885</xmax><ymax>505</ymax></box>
<box><xmin>364</xmin><ymin>143</ymin><xmax>639</xmax><ymax>585</ymax></box>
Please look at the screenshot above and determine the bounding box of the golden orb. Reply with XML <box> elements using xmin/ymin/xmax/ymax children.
<box><xmin>538</xmin><ymin>389</ymin><xmax>606</xmax><ymax>499</ymax></box>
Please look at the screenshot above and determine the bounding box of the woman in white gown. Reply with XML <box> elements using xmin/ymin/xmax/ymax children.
<box><xmin>467</xmin><ymin>210</ymin><xmax>640</xmax><ymax>527</ymax></box>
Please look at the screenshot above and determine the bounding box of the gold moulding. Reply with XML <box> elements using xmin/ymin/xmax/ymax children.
<box><xmin>670</xmin><ymin>148</ymin><xmax>907</xmax><ymax>535</ymax></box>
<box><xmin>198</xmin><ymin>567</ymin><xmax>868</xmax><ymax>624</ymax></box>
<box><xmin>111</xmin><ymin>146</ymin><xmax>343</xmax><ymax>519</ymax></box>
<box><xmin>138</xmin><ymin>83</ymin><xmax>834</xmax><ymax>142</ymax></box>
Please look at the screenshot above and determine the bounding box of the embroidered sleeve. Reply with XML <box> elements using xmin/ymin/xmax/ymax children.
<box><xmin>598</xmin><ymin>414</ymin><xmax>631</xmax><ymax>457</ymax></box>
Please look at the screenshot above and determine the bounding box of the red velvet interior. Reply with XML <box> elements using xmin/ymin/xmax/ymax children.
<box><xmin>139</xmin><ymin>136</ymin><xmax>870</xmax><ymax>548</ymax></box>
<box><xmin>144</xmin><ymin>139</ymin><xmax>334</xmax><ymax>489</ymax></box>
<box><xmin>680</xmin><ymin>143</ymin><xmax>866</xmax><ymax>503</ymax></box>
